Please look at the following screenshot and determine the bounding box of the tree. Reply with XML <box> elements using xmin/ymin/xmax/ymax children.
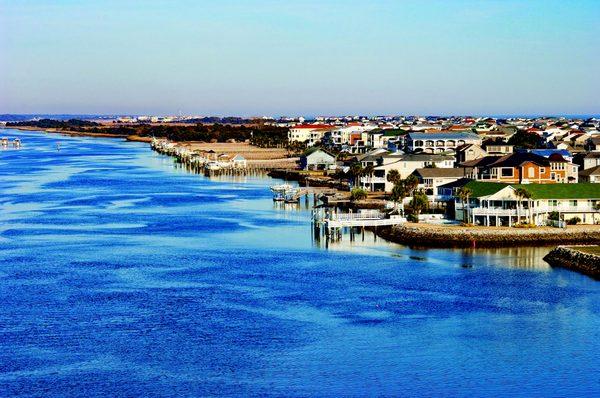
<box><xmin>386</xmin><ymin>169</ymin><xmax>402</xmax><ymax>185</ymax></box>
<box><xmin>390</xmin><ymin>181</ymin><xmax>407</xmax><ymax>214</ymax></box>
<box><xmin>507</xmin><ymin>130</ymin><xmax>541</xmax><ymax>149</ymax></box>
<box><xmin>403</xmin><ymin>175</ymin><xmax>419</xmax><ymax>197</ymax></box>
<box><xmin>456</xmin><ymin>187</ymin><xmax>473</xmax><ymax>224</ymax></box>
<box><xmin>350</xmin><ymin>162</ymin><xmax>364</xmax><ymax>187</ymax></box>
<box><xmin>350</xmin><ymin>187</ymin><xmax>368</xmax><ymax>201</ymax></box>
<box><xmin>408</xmin><ymin>191</ymin><xmax>429</xmax><ymax>222</ymax></box>
<box><xmin>514</xmin><ymin>187</ymin><xmax>532</xmax><ymax>225</ymax></box>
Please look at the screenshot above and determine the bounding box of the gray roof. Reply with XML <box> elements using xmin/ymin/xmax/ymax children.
<box><xmin>386</xmin><ymin>153</ymin><xmax>454</xmax><ymax>162</ymax></box>
<box><xmin>407</xmin><ymin>132</ymin><xmax>481</xmax><ymax>141</ymax></box>
<box><xmin>413</xmin><ymin>168</ymin><xmax>467</xmax><ymax>178</ymax></box>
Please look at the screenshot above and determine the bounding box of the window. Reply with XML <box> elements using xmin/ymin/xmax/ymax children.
<box><xmin>540</xmin><ymin>167</ymin><xmax>545</xmax><ymax>173</ymax></box>
<box><xmin>501</xmin><ymin>168</ymin><xmax>513</xmax><ymax>177</ymax></box>
<box><xmin>549</xmin><ymin>200</ymin><xmax>558</xmax><ymax>207</ymax></box>
<box><xmin>569</xmin><ymin>200</ymin><xmax>578</xmax><ymax>207</ymax></box>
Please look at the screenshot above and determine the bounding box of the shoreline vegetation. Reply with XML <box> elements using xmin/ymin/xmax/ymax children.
<box><xmin>5</xmin><ymin>119</ymin><xmax>290</xmax><ymax>147</ymax></box>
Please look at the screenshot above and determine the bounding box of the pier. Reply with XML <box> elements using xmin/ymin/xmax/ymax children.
<box><xmin>312</xmin><ymin>208</ymin><xmax>406</xmax><ymax>242</ymax></box>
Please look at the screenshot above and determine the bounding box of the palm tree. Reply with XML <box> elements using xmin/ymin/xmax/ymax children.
<box><xmin>514</xmin><ymin>187</ymin><xmax>532</xmax><ymax>225</ymax></box>
<box><xmin>350</xmin><ymin>162</ymin><xmax>364</xmax><ymax>188</ymax></box>
<box><xmin>390</xmin><ymin>180</ymin><xmax>407</xmax><ymax>214</ymax></box>
<box><xmin>386</xmin><ymin>169</ymin><xmax>401</xmax><ymax>186</ymax></box>
<box><xmin>403</xmin><ymin>175</ymin><xmax>419</xmax><ymax>197</ymax></box>
<box><xmin>409</xmin><ymin>191</ymin><xmax>430</xmax><ymax>222</ymax></box>
<box><xmin>456</xmin><ymin>187</ymin><xmax>473</xmax><ymax>224</ymax></box>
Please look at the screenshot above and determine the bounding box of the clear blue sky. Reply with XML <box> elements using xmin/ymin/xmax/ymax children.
<box><xmin>1</xmin><ymin>0</ymin><xmax>598</xmax><ymax>116</ymax></box>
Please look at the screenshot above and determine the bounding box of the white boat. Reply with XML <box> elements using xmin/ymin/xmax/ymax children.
<box><xmin>205</xmin><ymin>162</ymin><xmax>221</xmax><ymax>171</ymax></box>
<box><xmin>270</xmin><ymin>184</ymin><xmax>295</xmax><ymax>201</ymax></box>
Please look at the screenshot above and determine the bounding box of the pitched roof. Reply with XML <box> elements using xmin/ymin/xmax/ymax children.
<box><xmin>407</xmin><ymin>132</ymin><xmax>481</xmax><ymax>141</ymax></box>
<box><xmin>460</xmin><ymin>155</ymin><xmax>502</xmax><ymax>168</ymax></box>
<box><xmin>579</xmin><ymin>165</ymin><xmax>600</xmax><ymax>177</ymax></box>
<box><xmin>477</xmin><ymin>152</ymin><xmax>551</xmax><ymax>168</ymax></box>
<box><xmin>303</xmin><ymin>147</ymin><xmax>335</xmax><ymax>157</ymax></box>
<box><xmin>293</xmin><ymin>124</ymin><xmax>334</xmax><ymax>129</ymax></box>
<box><xmin>413</xmin><ymin>168</ymin><xmax>467</xmax><ymax>178</ymax></box>
<box><xmin>462</xmin><ymin>181</ymin><xmax>600</xmax><ymax>199</ymax></box>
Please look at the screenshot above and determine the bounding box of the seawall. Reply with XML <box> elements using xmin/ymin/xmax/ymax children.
<box><xmin>376</xmin><ymin>224</ymin><xmax>600</xmax><ymax>249</ymax></box>
<box><xmin>543</xmin><ymin>246</ymin><xmax>600</xmax><ymax>279</ymax></box>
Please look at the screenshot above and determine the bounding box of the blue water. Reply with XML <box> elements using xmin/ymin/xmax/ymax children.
<box><xmin>0</xmin><ymin>129</ymin><xmax>598</xmax><ymax>397</ymax></box>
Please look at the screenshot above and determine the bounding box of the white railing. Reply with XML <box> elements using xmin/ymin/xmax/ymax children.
<box><xmin>329</xmin><ymin>210</ymin><xmax>384</xmax><ymax>221</ymax></box>
<box><xmin>471</xmin><ymin>208</ymin><xmax>518</xmax><ymax>216</ymax></box>
<box><xmin>539</xmin><ymin>205</ymin><xmax>598</xmax><ymax>213</ymax></box>
<box><xmin>465</xmin><ymin>205</ymin><xmax>599</xmax><ymax>216</ymax></box>
<box><xmin>359</xmin><ymin>176</ymin><xmax>386</xmax><ymax>184</ymax></box>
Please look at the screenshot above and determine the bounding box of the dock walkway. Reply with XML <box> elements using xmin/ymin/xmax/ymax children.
<box><xmin>312</xmin><ymin>209</ymin><xmax>406</xmax><ymax>241</ymax></box>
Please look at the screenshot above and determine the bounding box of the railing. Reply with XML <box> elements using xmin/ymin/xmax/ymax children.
<box><xmin>329</xmin><ymin>210</ymin><xmax>384</xmax><ymax>221</ymax></box>
<box><xmin>465</xmin><ymin>205</ymin><xmax>599</xmax><ymax>215</ymax></box>
<box><xmin>359</xmin><ymin>177</ymin><xmax>386</xmax><ymax>184</ymax></box>
<box><xmin>471</xmin><ymin>208</ymin><xmax>518</xmax><ymax>216</ymax></box>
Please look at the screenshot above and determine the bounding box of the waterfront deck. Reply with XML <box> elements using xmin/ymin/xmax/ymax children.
<box><xmin>312</xmin><ymin>209</ymin><xmax>406</xmax><ymax>241</ymax></box>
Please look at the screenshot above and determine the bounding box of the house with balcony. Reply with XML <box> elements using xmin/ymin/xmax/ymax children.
<box><xmin>288</xmin><ymin>124</ymin><xmax>335</xmax><ymax>146</ymax></box>
<box><xmin>412</xmin><ymin>168</ymin><xmax>467</xmax><ymax>202</ymax></box>
<box><xmin>447</xmin><ymin>181</ymin><xmax>600</xmax><ymax>226</ymax></box>
<box><xmin>406</xmin><ymin>131</ymin><xmax>482</xmax><ymax>154</ymax></box>
<box><xmin>460</xmin><ymin>152</ymin><xmax>578</xmax><ymax>184</ymax></box>
<box><xmin>359</xmin><ymin>153</ymin><xmax>454</xmax><ymax>192</ymax></box>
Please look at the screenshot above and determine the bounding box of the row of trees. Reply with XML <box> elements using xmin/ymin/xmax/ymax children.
<box><xmin>8</xmin><ymin>119</ymin><xmax>290</xmax><ymax>147</ymax></box>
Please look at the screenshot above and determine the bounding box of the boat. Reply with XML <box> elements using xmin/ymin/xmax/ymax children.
<box><xmin>284</xmin><ymin>189</ymin><xmax>301</xmax><ymax>203</ymax></box>
<box><xmin>205</xmin><ymin>162</ymin><xmax>221</xmax><ymax>171</ymax></box>
<box><xmin>270</xmin><ymin>184</ymin><xmax>294</xmax><ymax>201</ymax></box>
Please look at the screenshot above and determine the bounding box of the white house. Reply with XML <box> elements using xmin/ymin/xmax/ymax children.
<box><xmin>406</xmin><ymin>132</ymin><xmax>482</xmax><ymax>154</ymax></box>
<box><xmin>359</xmin><ymin>153</ymin><xmax>455</xmax><ymax>192</ymax></box>
<box><xmin>300</xmin><ymin>148</ymin><xmax>336</xmax><ymax>171</ymax></box>
<box><xmin>288</xmin><ymin>124</ymin><xmax>335</xmax><ymax>146</ymax></box>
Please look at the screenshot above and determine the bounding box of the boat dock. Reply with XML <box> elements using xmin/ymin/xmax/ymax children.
<box><xmin>312</xmin><ymin>208</ymin><xmax>406</xmax><ymax>242</ymax></box>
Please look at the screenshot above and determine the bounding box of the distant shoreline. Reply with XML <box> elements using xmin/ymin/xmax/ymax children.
<box><xmin>3</xmin><ymin>125</ymin><xmax>152</xmax><ymax>142</ymax></box>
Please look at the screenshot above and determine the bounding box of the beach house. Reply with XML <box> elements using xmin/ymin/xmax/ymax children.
<box><xmin>448</xmin><ymin>181</ymin><xmax>600</xmax><ymax>226</ymax></box>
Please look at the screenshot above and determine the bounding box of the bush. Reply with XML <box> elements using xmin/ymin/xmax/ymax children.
<box><xmin>566</xmin><ymin>217</ymin><xmax>581</xmax><ymax>225</ymax></box>
<box><xmin>548</xmin><ymin>211</ymin><xmax>560</xmax><ymax>221</ymax></box>
<box><xmin>350</xmin><ymin>187</ymin><xmax>368</xmax><ymax>201</ymax></box>
<box><xmin>406</xmin><ymin>213</ymin><xmax>419</xmax><ymax>223</ymax></box>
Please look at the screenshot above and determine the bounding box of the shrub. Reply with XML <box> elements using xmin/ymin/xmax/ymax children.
<box><xmin>350</xmin><ymin>187</ymin><xmax>368</xmax><ymax>201</ymax></box>
<box><xmin>548</xmin><ymin>211</ymin><xmax>560</xmax><ymax>221</ymax></box>
<box><xmin>406</xmin><ymin>213</ymin><xmax>419</xmax><ymax>223</ymax></box>
<box><xmin>566</xmin><ymin>217</ymin><xmax>581</xmax><ymax>225</ymax></box>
